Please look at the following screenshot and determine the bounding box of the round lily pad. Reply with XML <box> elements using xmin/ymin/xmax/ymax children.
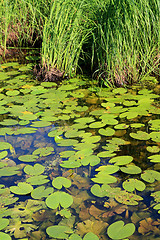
<box><xmin>120</xmin><ymin>165</ymin><xmax>142</xmax><ymax>174</ymax></box>
<box><xmin>10</xmin><ymin>182</ymin><xmax>33</xmax><ymax>195</ymax></box>
<box><xmin>98</xmin><ymin>127</ymin><xmax>115</xmax><ymax>136</ymax></box>
<box><xmin>31</xmin><ymin>186</ymin><xmax>54</xmax><ymax>199</ymax></box>
<box><xmin>6</xmin><ymin>90</ymin><xmax>19</xmax><ymax>96</ymax></box>
<box><xmin>123</xmin><ymin>179</ymin><xmax>146</xmax><ymax>192</ymax></box>
<box><xmin>32</xmin><ymin>147</ymin><xmax>54</xmax><ymax>157</ymax></box>
<box><xmin>52</xmin><ymin>177</ymin><xmax>71</xmax><ymax>189</ymax></box>
<box><xmin>26</xmin><ymin>175</ymin><xmax>49</xmax><ymax>185</ymax></box>
<box><xmin>46</xmin><ymin>191</ymin><xmax>73</xmax><ymax>209</ymax></box>
<box><xmin>107</xmin><ymin>220</ymin><xmax>135</xmax><ymax>240</ymax></box>
<box><xmin>24</xmin><ymin>164</ymin><xmax>45</xmax><ymax>175</ymax></box>
<box><xmin>0</xmin><ymin>218</ymin><xmax>9</xmax><ymax>230</ymax></box>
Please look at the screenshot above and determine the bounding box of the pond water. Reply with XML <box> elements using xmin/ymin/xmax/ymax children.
<box><xmin>0</xmin><ymin>61</ymin><xmax>160</xmax><ymax>240</ymax></box>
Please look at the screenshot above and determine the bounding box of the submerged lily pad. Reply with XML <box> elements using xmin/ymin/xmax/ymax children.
<box><xmin>107</xmin><ymin>220</ymin><xmax>135</xmax><ymax>240</ymax></box>
<box><xmin>32</xmin><ymin>147</ymin><xmax>54</xmax><ymax>157</ymax></box>
<box><xmin>26</xmin><ymin>175</ymin><xmax>49</xmax><ymax>185</ymax></box>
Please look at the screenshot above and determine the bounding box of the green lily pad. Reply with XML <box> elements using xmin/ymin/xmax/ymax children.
<box><xmin>91</xmin><ymin>173</ymin><xmax>117</xmax><ymax>184</ymax></box>
<box><xmin>46</xmin><ymin>191</ymin><xmax>73</xmax><ymax>209</ymax></box>
<box><xmin>89</xmin><ymin>121</ymin><xmax>106</xmax><ymax>128</ymax></box>
<box><xmin>74</xmin><ymin>117</ymin><xmax>95</xmax><ymax>124</ymax></box>
<box><xmin>18</xmin><ymin>155</ymin><xmax>39</xmax><ymax>162</ymax></box>
<box><xmin>107</xmin><ymin>220</ymin><xmax>135</xmax><ymax>240</ymax></box>
<box><xmin>10</xmin><ymin>182</ymin><xmax>33</xmax><ymax>195</ymax></box>
<box><xmin>95</xmin><ymin>165</ymin><xmax>119</xmax><ymax>174</ymax></box>
<box><xmin>46</xmin><ymin>225</ymin><xmax>73</xmax><ymax>239</ymax></box>
<box><xmin>60</xmin><ymin>160</ymin><xmax>81</xmax><ymax>168</ymax></box>
<box><xmin>0</xmin><ymin>218</ymin><xmax>9</xmax><ymax>230</ymax></box>
<box><xmin>0</xmin><ymin>119</ymin><xmax>18</xmax><ymax>126</ymax></box>
<box><xmin>26</xmin><ymin>175</ymin><xmax>49</xmax><ymax>185</ymax></box>
<box><xmin>19</xmin><ymin>113</ymin><xmax>37</xmax><ymax>121</ymax></box>
<box><xmin>6</xmin><ymin>90</ymin><xmax>19</xmax><ymax>96</ymax></box>
<box><xmin>123</xmin><ymin>179</ymin><xmax>146</xmax><ymax>192</ymax></box>
<box><xmin>0</xmin><ymin>151</ymin><xmax>8</xmax><ymax>159</ymax></box>
<box><xmin>57</xmin><ymin>139</ymin><xmax>78</xmax><ymax>147</ymax></box>
<box><xmin>91</xmin><ymin>184</ymin><xmax>109</xmax><ymax>198</ymax></box>
<box><xmin>98</xmin><ymin>127</ymin><xmax>115</xmax><ymax>136</ymax></box>
<box><xmin>0</xmin><ymin>167</ymin><xmax>20</xmax><ymax>177</ymax></box>
<box><xmin>68</xmin><ymin>233</ymin><xmax>82</xmax><ymax>240</ymax></box>
<box><xmin>130</xmin><ymin>131</ymin><xmax>150</xmax><ymax>140</ymax></box>
<box><xmin>97</xmin><ymin>151</ymin><xmax>116</xmax><ymax>158</ymax></box>
<box><xmin>60</xmin><ymin>151</ymin><xmax>75</xmax><ymax>158</ymax></box>
<box><xmin>148</xmin><ymin>154</ymin><xmax>160</xmax><ymax>162</ymax></box>
<box><xmin>32</xmin><ymin>147</ymin><xmax>54</xmax><ymax>157</ymax></box>
<box><xmin>109</xmin><ymin>156</ymin><xmax>133</xmax><ymax>165</ymax></box>
<box><xmin>141</xmin><ymin>170</ymin><xmax>160</xmax><ymax>183</ymax></box>
<box><xmin>114</xmin><ymin>124</ymin><xmax>129</xmax><ymax>130</ymax></box>
<box><xmin>83</xmin><ymin>232</ymin><xmax>99</xmax><ymax>240</ymax></box>
<box><xmin>130</xmin><ymin>123</ymin><xmax>145</xmax><ymax>128</ymax></box>
<box><xmin>146</xmin><ymin>146</ymin><xmax>160</xmax><ymax>153</ymax></box>
<box><xmin>0</xmin><ymin>142</ymin><xmax>12</xmax><ymax>150</ymax></box>
<box><xmin>30</xmin><ymin>121</ymin><xmax>51</xmax><ymax>127</ymax></box>
<box><xmin>150</xmin><ymin>132</ymin><xmax>160</xmax><ymax>142</ymax></box>
<box><xmin>120</xmin><ymin>165</ymin><xmax>142</xmax><ymax>174</ymax></box>
<box><xmin>31</xmin><ymin>186</ymin><xmax>54</xmax><ymax>199</ymax></box>
<box><xmin>0</xmin><ymin>232</ymin><xmax>11</xmax><ymax>240</ymax></box>
<box><xmin>81</xmin><ymin>155</ymin><xmax>100</xmax><ymax>166</ymax></box>
<box><xmin>52</xmin><ymin>177</ymin><xmax>71</xmax><ymax>189</ymax></box>
<box><xmin>24</xmin><ymin>164</ymin><xmax>45</xmax><ymax>175</ymax></box>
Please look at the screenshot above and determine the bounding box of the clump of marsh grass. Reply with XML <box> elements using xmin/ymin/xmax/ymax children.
<box><xmin>91</xmin><ymin>0</ymin><xmax>160</xmax><ymax>86</ymax></box>
<box><xmin>41</xmin><ymin>0</ymin><xmax>90</xmax><ymax>79</ymax></box>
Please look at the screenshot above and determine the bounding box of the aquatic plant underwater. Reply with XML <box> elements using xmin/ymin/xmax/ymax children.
<box><xmin>0</xmin><ymin>0</ymin><xmax>159</xmax><ymax>86</ymax></box>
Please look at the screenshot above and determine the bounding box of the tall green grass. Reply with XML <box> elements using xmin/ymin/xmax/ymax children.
<box><xmin>0</xmin><ymin>0</ymin><xmax>159</xmax><ymax>86</ymax></box>
<box><xmin>91</xmin><ymin>0</ymin><xmax>160</xmax><ymax>86</ymax></box>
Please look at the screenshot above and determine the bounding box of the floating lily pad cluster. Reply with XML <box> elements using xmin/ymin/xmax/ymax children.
<box><xmin>0</xmin><ymin>62</ymin><xmax>160</xmax><ymax>239</ymax></box>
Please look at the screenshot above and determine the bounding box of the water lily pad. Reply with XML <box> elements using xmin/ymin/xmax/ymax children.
<box><xmin>60</xmin><ymin>160</ymin><xmax>81</xmax><ymax>168</ymax></box>
<box><xmin>57</xmin><ymin>139</ymin><xmax>78</xmax><ymax>147</ymax></box>
<box><xmin>150</xmin><ymin>132</ymin><xmax>160</xmax><ymax>142</ymax></box>
<box><xmin>24</xmin><ymin>164</ymin><xmax>45</xmax><ymax>175</ymax></box>
<box><xmin>31</xmin><ymin>186</ymin><xmax>54</xmax><ymax>199</ymax></box>
<box><xmin>19</xmin><ymin>113</ymin><xmax>37</xmax><ymax>121</ymax></box>
<box><xmin>107</xmin><ymin>220</ymin><xmax>135</xmax><ymax>240</ymax></box>
<box><xmin>0</xmin><ymin>167</ymin><xmax>20</xmax><ymax>177</ymax></box>
<box><xmin>98</xmin><ymin>127</ymin><xmax>115</xmax><ymax>136</ymax></box>
<box><xmin>148</xmin><ymin>154</ymin><xmax>160</xmax><ymax>163</ymax></box>
<box><xmin>0</xmin><ymin>218</ymin><xmax>9</xmax><ymax>230</ymax></box>
<box><xmin>123</xmin><ymin>179</ymin><xmax>146</xmax><ymax>192</ymax></box>
<box><xmin>18</xmin><ymin>155</ymin><xmax>39</xmax><ymax>162</ymax></box>
<box><xmin>32</xmin><ymin>147</ymin><xmax>54</xmax><ymax>157</ymax></box>
<box><xmin>26</xmin><ymin>175</ymin><xmax>49</xmax><ymax>185</ymax></box>
<box><xmin>6</xmin><ymin>90</ymin><xmax>19</xmax><ymax>96</ymax></box>
<box><xmin>146</xmin><ymin>146</ymin><xmax>160</xmax><ymax>153</ymax></box>
<box><xmin>74</xmin><ymin>117</ymin><xmax>95</xmax><ymax>124</ymax></box>
<box><xmin>0</xmin><ymin>232</ymin><xmax>11</xmax><ymax>240</ymax></box>
<box><xmin>30</xmin><ymin>121</ymin><xmax>51</xmax><ymax>127</ymax></box>
<box><xmin>46</xmin><ymin>191</ymin><xmax>73</xmax><ymax>209</ymax></box>
<box><xmin>130</xmin><ymin>131</ymin><xmax>150</xmax><ymax>140</ymax></box>
<box><xmin>114</xmin><ymin>124</ymin><xmax>129</xmax><ymax>130</ymax></box>
<box><xmin>81</xmin><ymin>155</ymin><xmax>100</xmax><ymax>166</ymax></box>
<box><xmin>52</xmin><ymin>177</ymin><xmax>71</xmax><ymax>189</ymax></box>
<box><xmin>91</xmin><ymin>184</ymin><xmax>109</xmax><ymax>198</ymax></box>
<box><xmin>130</xmin><ymin>123</ymin><xmax>145</xmax><ymax>128</ymax></box>
<box><xmin>89</xmin><ymin>121</ymin><xmax>106</xmax><ymax>129</ymax></box>
<box><xmin>109</xmin><ymin>156</ymin><xmax>133</xmax><ymax>165</ymax></box>
<box><xmin>83</xmin><ymin>232</ymin><xmax>99</xmax><ymax>240</ymax></box>
<box><xmin>0</xmin><ymin>151</ymin><xmax>8</xmax><ymax>159</ymax></box>
<box><xmin>97</xmin><ymin>151</ymin><xmax>116</xmax><ymax>158</ymax></box>
<box><xmin>120</xmin><ymin>165</ymin><xmax>142</xmax><ymax>174</ymax></box>
<box><xmin>10</xmin><ymin>182</ymin><xmax>33</xmax><ymax>195</ymax></box>
<box><xmin>91</xmin><ymin>173</ymin><xmax>117</xmax><ymax>184</ymax></box>
<box><xmin>46</xmin><ymin>225</ymin><xmax>73</xmax><ymax>239</ymax></box>
<box><xmin>141</xmin><ymin>170</ymin><xmax>160</xmax><ymax>183</ymax></box>
<box><xmin>115</xmin><ymin>191</ymin><xmax>143</xmax><ymax>205</ymax></box>
<box><xmin>0</xmin><ymin>119</ymin><xmax>18</xmax><ymax>126</ymax></box>
<box><xmin>60</xmin><ymin>151</ymin><xmax>76</xmax><ymax>158</ymax></box>
<box><xmin>68</xmin><ymin>233</ymin><xmax>82</xmax><ymax>240</ymax></box>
